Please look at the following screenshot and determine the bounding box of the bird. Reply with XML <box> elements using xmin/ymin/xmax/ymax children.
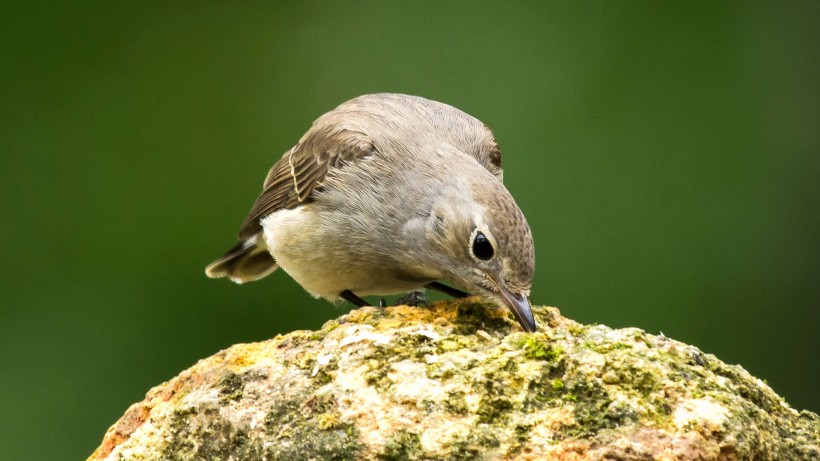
<box><xmin>205</xmin><ymin>93</ymin><xmax>537</xmax><ymax>332</ymax></box>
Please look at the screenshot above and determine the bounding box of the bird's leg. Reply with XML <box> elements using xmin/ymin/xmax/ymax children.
<box><xmin>393</xmin><ymin>291</ymin><xmax>428</xmax><ymax>307</ymax></box>
<box><xmin>339</xmin><ymin>290</ymin><xmax>371</xmax><ymax>307</ymax></box>
<box><xmin>425</xmin><ymin>281</ymin><xmax>469</xmax><ymax>298</ymax></box>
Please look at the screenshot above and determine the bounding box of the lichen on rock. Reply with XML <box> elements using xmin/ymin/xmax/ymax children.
<box><xmin>88</xmin><ymin>299</ymin><xmax>820</xmax><ymax>460</ymax></box>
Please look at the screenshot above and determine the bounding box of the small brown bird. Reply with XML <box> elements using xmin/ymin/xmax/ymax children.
<box><xmin>206</xmin><ymin>93</ymin><xmax>537</xmax><ymax>331</ymax></box>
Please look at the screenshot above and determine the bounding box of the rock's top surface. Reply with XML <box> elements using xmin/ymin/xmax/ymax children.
<box><xmin>89</xmin><ymin>299</ymin><xmax>819</xmax><ymax>461</ymax></box>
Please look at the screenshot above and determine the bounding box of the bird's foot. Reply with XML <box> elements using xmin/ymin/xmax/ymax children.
<box><xmin>393</xmin><ymin>291</ymin><xmax>428</xmax><ymax>307</ymax></box>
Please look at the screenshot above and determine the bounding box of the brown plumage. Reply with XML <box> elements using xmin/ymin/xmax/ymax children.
<box><xmin>206</xmin><ymin>93</ymin><xmax>537</xmax><ymax>331</ymax></box>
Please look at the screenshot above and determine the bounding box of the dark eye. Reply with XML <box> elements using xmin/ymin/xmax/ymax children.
<box><xmin>472</xmin><ymin>231</ymin><xmax>494</xmax><ymax>260</ymax></box>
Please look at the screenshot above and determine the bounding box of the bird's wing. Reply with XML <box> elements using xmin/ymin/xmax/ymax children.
<box><xmin>238</xmin><ymin>125</ymin><xmax>374</xmax><ymax>239</ymax></box>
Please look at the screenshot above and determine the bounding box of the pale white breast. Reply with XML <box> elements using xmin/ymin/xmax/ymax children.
<box><xmin>261</xmin><ymin>207</ymin><xmax>430</xmax><ymax>300</ymax></box>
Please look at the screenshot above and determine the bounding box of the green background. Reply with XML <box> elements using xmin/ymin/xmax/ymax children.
<box><xmin>2</xmin><ymin>2</ymin><xmax>818</xmax><ymax>459</ymax></box>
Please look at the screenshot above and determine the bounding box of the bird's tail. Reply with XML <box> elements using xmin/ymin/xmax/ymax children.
<box><xmin>205</xmin><ymin>234</ymin><xmax>278</xmax><ymax>284</ymax></box>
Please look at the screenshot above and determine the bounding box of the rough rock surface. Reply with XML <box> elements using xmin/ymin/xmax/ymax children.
<box><xmin>88</xmin><ymin>299</ymin><xmax>819</xmax><ymax>460</ymax></box>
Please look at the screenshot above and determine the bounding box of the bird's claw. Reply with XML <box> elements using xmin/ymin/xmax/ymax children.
<box><xmin>393</xmin><ymin>291</ymin><xmax>428</xmax><ymax>307</ymax></box>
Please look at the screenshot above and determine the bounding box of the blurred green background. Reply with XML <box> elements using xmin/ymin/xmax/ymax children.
<box><xmin>2</xmin><ymin>2</ymin><xmax>818</xmax><ymax>459</ymax></box>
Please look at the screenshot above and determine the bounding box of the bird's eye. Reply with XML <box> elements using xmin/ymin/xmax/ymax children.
<box><xmin>472</xmin><ymin>231</ymin><xmax>494</xmax><ymax>260</ymax></box>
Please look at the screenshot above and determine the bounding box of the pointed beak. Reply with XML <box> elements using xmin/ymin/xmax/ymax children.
<box><xmin>490</xmin><ymin>278</ymin><xmax>536</xmax><ymax>332</ymax></box>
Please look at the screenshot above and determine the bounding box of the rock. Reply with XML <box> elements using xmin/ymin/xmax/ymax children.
<box><xmin>88</xmin><ymin>299</ymin><xmax>820</xmax><ymax>460</ymax></box>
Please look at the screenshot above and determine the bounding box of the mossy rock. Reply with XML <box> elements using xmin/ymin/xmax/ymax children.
<box><xmin>88</xmin><ymin>299</ymin><xmax>820</xmax><ymax>460</ymax></box>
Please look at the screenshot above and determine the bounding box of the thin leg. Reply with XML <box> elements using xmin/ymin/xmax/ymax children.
<box><xmin>339</xmin><ymin>290</ymin><xmax>371</xmax><ymax>307</ymax></box>
<box><xmin>425</xmin><ymin>281</ymin><xmax>469</xmax><ymax>299</ymax></box>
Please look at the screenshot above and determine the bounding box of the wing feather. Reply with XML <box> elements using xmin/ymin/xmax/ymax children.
<box><xmin>235</xmin><ymin>94</ymin><xmax>503</xmax><ymax>240</ymax></box>
<box><xmin>238</xmin><ymin>125</ymin><xmax>374</xmax><ymax>239</ymax></box>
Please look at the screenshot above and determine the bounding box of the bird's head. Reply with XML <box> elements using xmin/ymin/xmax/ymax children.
<box><xmin>419</xmin><ymin>169</ymin><xmax>536</xmax><ymax>331</ymax></box>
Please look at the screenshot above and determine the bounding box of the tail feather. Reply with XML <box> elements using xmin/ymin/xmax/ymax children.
<box><xmin>205</xmin><ymin>234</ymin><xmax>278</xmax><ymax>284</ymax></box>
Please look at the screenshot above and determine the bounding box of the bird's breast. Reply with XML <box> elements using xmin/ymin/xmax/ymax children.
<box><xmin>260</xmin><ymin>206</ymin><xmax>434</xmax><ymax>300</ymax></box>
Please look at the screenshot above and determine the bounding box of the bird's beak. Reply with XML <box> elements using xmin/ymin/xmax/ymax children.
<box><xmin>490</xmin><ymin>278</ymin><xmax>536</xmax><ymax>332</ymax></box>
